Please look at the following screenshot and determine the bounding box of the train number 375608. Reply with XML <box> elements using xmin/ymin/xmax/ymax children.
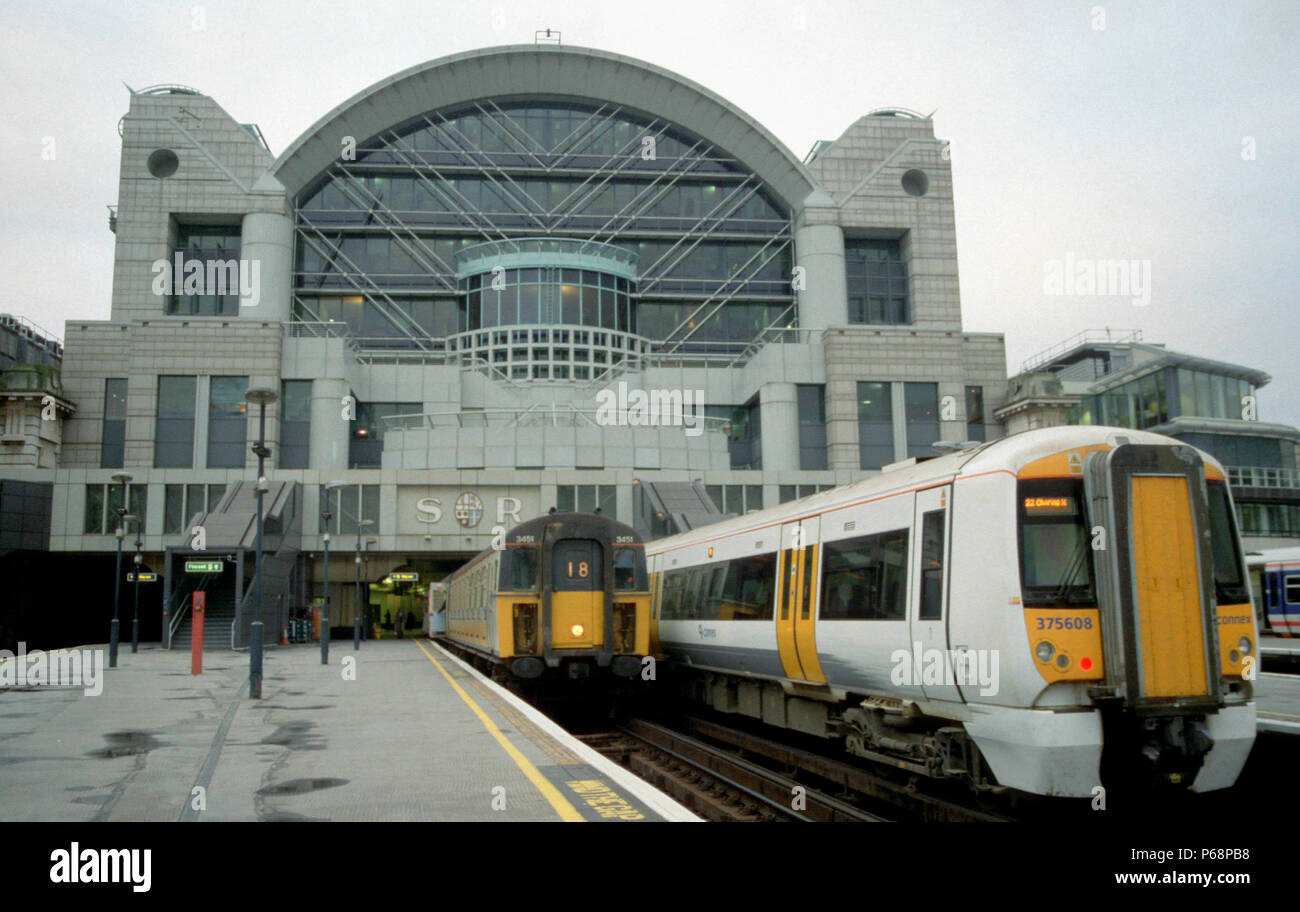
<box><xmin>1035</xmin><ymin>616</ymin><xmax>1094</xmax><ymax>630</ymax></box>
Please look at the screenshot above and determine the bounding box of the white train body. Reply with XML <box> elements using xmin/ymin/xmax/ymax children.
<box><xmin>647</xmin><ymin>426</ymin><xmax>1258</xmax><ymax>798</ymax></box>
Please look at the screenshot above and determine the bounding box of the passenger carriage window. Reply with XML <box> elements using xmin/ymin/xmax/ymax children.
<box><xmin>613</xmin><ymin>547</ymin><xmax>647</xmax><ymax>590</ymax></box>
<box><xmin>918</xmin><ymin>511</ymin><xmax>945</xmax><ymax>621</ymax></box>
<box><xmin>1018</xmin><ymin>479</ymin><xmax>1095</xmax><ymax>607</ymax></box>
<box><xmin>819</xmin><ymin>528</ymin><xmax>908</xmax><ymax>620</ymax></box>
<box><xmin>500</xmin><ymin>545</ymin><xmax>540</xmax><ymax>591</ymax></box>
<box><xmin>659</xmin><ymin>554</ymin><xmax>777</xmax><ymax>621</ymax></box>
<box><xmin>1285</xmin><ymin>574</ymin><xmax>1300</xmax><ymax>605</ymax></box>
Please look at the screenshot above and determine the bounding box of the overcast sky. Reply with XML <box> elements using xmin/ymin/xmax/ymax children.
<box><xmin>2</xmin><ymin>1</ymin><xmax>1296</xmax><ymax>424</ymax></box>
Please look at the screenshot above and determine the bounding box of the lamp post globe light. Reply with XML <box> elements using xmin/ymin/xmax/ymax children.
<box><xmin>131</xmin><ymin>536</ymin><xmax>143</xmax><ymax>653</ymax></box>
<box><xmin>354</xmin><ymin>518</ymin><xmax>374</xmax><ymax>650</ymax></box>
<box><xmin>321</xmin><ymin>480</ymin><xmax>349</xmax><ymax>665</ymax></box>
<box><xmin>245</xmin><ymin>387</ymin><xmax>278</xmax><ymax>700</ymax></box>
<box><xmin>108</xmin><ymin>472</ymin><xmax>133</xmax><ymax>668</ymax></box>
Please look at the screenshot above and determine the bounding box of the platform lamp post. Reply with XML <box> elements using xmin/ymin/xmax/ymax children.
<box><xmin>108</xmin><ymin>472</ymin><xmax>133</xmax><ymax>668</ymax></box>
<box><xmin>321</xmin><ymin>480</ymin><xmax>348</xmax><ymax>665</ymax></box>
<box><xmin>354</xmin><ymin>519</ymin><xmax>374</xmax><ymax>650</ymax></box>
<box><xmin>246</xmin><ymin>387</ymin><xmax>278</xmax><ymax>699</ymax></box>
<box><xmin>131</xmin><ymin>533</ymin><xmax>143</xmax><ymax>653</ymax></box>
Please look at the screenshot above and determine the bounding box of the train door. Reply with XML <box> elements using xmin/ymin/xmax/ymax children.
<box><xmin>427</xmin><ymin>583</ymin><xmax>447</xmax><ymax>636</ymax></box>
<box><xmin>775</xmin><ymin>519</ymin><xmax>826</xmax><ymax>684</ymax></box>
<box><xmin>909</xmin><ymin>485</ymin><xmax>961</xmax><ymax>702</ymax></box>
<box><xmin>551</xmin><ymin>539</ymin><xmax>603</xmax><ymax>649</ymax></box>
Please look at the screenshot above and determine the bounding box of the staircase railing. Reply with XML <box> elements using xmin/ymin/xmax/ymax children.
<box><xmin>167</xmin><ymin>594</ymin><xmax>192</xmax><ymax>648</ymax></box>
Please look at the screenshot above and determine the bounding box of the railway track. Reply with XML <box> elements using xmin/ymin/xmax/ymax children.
<box><xmin>576</xmin><ymin>715</ymin><xmax>1010</xmax><ymax>822</ymax></box>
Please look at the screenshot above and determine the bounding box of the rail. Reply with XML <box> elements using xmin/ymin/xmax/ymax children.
<box><xmin>1020</xmin><ymin>328</ymin><xmax>1142</xmax><ymax>373</ymax></box>
<box><xmin>167</xmin><ymin>594</ymin><xmax>191</xmax><ymax>648</ymax></box>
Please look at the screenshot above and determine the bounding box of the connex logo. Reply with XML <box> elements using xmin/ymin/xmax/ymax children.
<box><xmin>50</xmin><ymin>843</ymin><xmax>151</xmax><ymax>892</ymax></box>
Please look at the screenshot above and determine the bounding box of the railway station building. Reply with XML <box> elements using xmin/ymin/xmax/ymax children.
<box><xmin>10</xmin><ymin>43</ymin><xmax>1013</xmax><ymax>645</ymax></box>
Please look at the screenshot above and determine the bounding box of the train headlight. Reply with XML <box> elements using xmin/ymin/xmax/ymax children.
<box><xmin>1035</xmin><ymin>641</ymin><xmax>1054</xmax><ymax>662</ymax></box>
<box><xmin>1238</xmin><ymin>637</ymin><xmax>1252</xmax><ymax>656</ymax></box>
<box><xmin>571</xmin><ymin>624</ymin><xmax>585</xmax><ymax>638</ymax></box>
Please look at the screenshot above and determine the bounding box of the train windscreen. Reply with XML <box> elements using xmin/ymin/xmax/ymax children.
<box><xmin>1018</xmin><ymin>479</ymin><xmax>1096</xmax><ymax>606</ymax></box>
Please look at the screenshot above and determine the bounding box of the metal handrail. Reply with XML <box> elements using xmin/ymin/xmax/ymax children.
<box><xmin>1021</xmin><ymin>328</ymin><xmax>1143</xmax><ymax>373</ymax></box>
<box><xmin>167</xmin><ymin>594</ymin><xmax>191</xmax><ymax>647</ymax></box>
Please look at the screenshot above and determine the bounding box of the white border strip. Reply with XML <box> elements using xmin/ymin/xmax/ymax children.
<box><xmin>1258</xmin><ymin>718</ymin><xmax>1300</xmax><ymax>734</ymax></box>
<box><xmin>428</xmin><ymin>640</ymin><xmax>702</xmax><ymax>822</ymax></box>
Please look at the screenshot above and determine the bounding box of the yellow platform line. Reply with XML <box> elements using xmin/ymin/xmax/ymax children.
<box><xmin>414</xmin><ymin>639</ymin><xmax>583</xmax><ymax>822</ymax></box>
<box><xmin>1259</xmin><ymin>710</ymin><xmax>1300</xmax><ymax>719</ymax></box>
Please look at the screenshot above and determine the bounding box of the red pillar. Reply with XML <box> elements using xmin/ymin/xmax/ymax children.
<box><xmin>191</xmin><ymin>591</ymin><xmax>205</xmax><ymax>675</ymax></box>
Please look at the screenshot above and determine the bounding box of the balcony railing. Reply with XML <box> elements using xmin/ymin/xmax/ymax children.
<box><xmin>1227</xmin><ymin>465</ymin><xmax>1300</xmax><ymax>490</ymax></box>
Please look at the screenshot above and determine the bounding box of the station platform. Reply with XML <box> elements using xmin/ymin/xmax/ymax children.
<box><xmin>1257</xmin><ymin>672</ymin><xmax>1300</xmax><ymax>735</ymax></box>
<box><xmin>1260</xmin><ymin>634</ymin><xmax>1299</xmax><ymax>657</ymax></box>
<box><xmin>0</xmin><ymin>638</ymin><xmax>698</xmax><ymax>822</ymax></box>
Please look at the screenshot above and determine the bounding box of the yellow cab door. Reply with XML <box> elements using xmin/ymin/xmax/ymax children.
<box><xmin>551</xmin><ymin>539</ymin><xmax>603</xmax><ymax>649</ymax></box>
<box><xmin>1130</xmin><ymin>476</ymin><xmax>1209</xmax><ymax>698</ymax></box>
<box><xmin>775</xmin><ymin>519</ymin><xmax>826</xmax><ymax>683</ymax></box>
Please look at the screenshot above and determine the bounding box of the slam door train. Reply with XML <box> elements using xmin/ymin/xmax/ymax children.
<box><xmin>646</xmin><ymin>426</ymin><xmax>1258</xmax><ymax>798</ymax></box>
<box><xmin>432</xmin><ymin>512</ymin><xmax>651</xmax><ymax>680</ymax></box>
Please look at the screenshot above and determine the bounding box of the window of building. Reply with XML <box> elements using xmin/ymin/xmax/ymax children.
<box><xmin>163</xmin><ymin>483</ymin><xmax>226</xmax><ymax>535</ymax></box>
<box><xmin>349</xmin><ymin>401</ymin><xmax>415</xmax><ymax>469</ymax></box>
<box><xmin>279</xmin><ymin>380</ymin><xmax>312</xmax><ymax>469</ymax></box>
<box><xmin>778</xmin><ymin>484</ymin><xmax>834</xmax><ymax>504</ymax></box>
<box><xmin>819</xmin><ymin>528</ymin><xmax>909</xmax><ymax>620</ymax></box>
<box><xmin>166</xmin><ymin>224</ymin><xmax>242</xmax><ymax>316</ymax></box>
<box><xmin>845</xmin><ymin>238</ymin><xmax>909</xmax><ymax>325</ymax></box>
<box><xmin>101</xmin><ymin>378</ymin><xmax>127</xmax><ymax>468</ymax></box>
<box><xmin>965</xmin><ymin>386</ymin><xmax>985</xmax><ymax>442</ymax></box>
<box><xmin>858</xmin><ymin>381</ymin><xmax>894</xmax><ymax>470</ymax></box>
<box><xmin>154</xmin><ymin>376</ymin><xmax>197</xmax><ymax>468</ymax></box>
<box><xmin>705</xmin><ymin>484</ymin><xmax>763</xmax><ymax>515</ymax></box>
<box><xmin>556</xmin><ymin>484</ymin><xmax>616</xmax><ymax>518</ymax></box>
<box><xmin>798</xmin><ymin>384</ymin><xmax>828</xmax><ymax>470</ymax></box>
<box><xmin>84</xmin><ymin>483</ymin><xmax>147</xmax><ymax>535</ymax></box>
<box><xmin>320</xmin><ymin>484</ymin><xmax>380</xmax><ymax>535</ymax></box>
<box><xmin>207</xmin><ymin>376</ymin><xmax>249</xmax><ymax>468</ymax></box>
<box><xmin>905</xmin><ymin>383</ymin><xmax>940</xmax><ymax>458</ymax></box>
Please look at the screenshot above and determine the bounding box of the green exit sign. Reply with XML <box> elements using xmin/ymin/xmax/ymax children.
<box><xmin>390</xmin><ymin>572</ymin><xmax>418</xmax><ymax>582</ymax></box>
<box><xmin>186</xmin><ymin>560</ymin><xmax>223</xmax><ymax>574</ymax></box>
<box><xmin>127</xmin><ymin>572</ymin><xmax>158</xmax><ymax>583</ymax></box>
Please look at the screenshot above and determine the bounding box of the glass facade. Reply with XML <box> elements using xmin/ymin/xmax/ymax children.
<box><xmin>845</xmin><ymin>238</ymin><xmax>909</xmax><ymax>325</ymax></box>
<box><xmin>84</xmin><ymin>483</ymin><xmax>147</xmax><ymax>535</ymax></box>
<box><xmin>965</xmin><ymin>385</ymin><xmax>985</xmax><ymax>442</ymax></box>
<box><xmin>858</xmin><ymin>381</ymin><xmax>893</xmax><ymax>470</ymax></box>
<box><xmin>1238</xmin><ymin>502</ymin><xmax>1300</xmax><ymax>538</ymax></box>
<box><xmin>706</xmin><ymin>484</ymin><xmax>763</xmax><ymax>515</ymax></box>
<box><xmin>101</xmin><ymin>378</ymin><xmax>126</xmax><ymax>468</ymax></box>
<box><xmin>167</xmin><ymin>225</ymin><xmax>242</xmax><ymax>316</ymax></box>
<box><xmin>207</xmin><ymin>376</ymin><xmax>249</xmax><ymax>468</ymax></box>
<box><xmin>154</xmin><ymin>376</ymin><xmax>197</xmax><ymax>468</ymax></box>
<box><xmin>349</xmin><ymin>402</ymin><xmax>416</xmax><ymax>469</ymax></box>
<box><xmin>1177</xmin><ymin>433</ymin><xmax>1297</xmax><ymax>470</ymax></box>
<box><xmin>164</xmin><ymin>483</ymin><xmax>226</xmax><ymax>535</ymax></box>
<box><xmin>320</xmin><ymin>484</ymin><xmax>380</xmax><ymax>535</ymax></box>
<box><xmin>904</xmin><ymin>382</ymin><xmax>940</xmax><ymax>459</ymax></box>
<box><xmin>798</xmin><ymin>384</ymin><xmax>828</xmax><ymax>470</ymax></box>
<box><xmin>279</xmin><ymin>380</ymin><xmax>312</xmax><ymax>469</ymax></box>
<box><xmin>293</xmin><ymin>100</ymin><xmax>793</xmax><ymax>359</ymax></box>
<box><xmin>556</xmin><ymin>485</ymin><xmax>617</xmax><ymax>518</ymax></box>
<box><xmin>1074</xmin><ymin>367</ymin><xmax>1255</xmax><ymax>429</ymax></box>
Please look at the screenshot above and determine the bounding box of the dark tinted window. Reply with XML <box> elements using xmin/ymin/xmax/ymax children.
<box><xmin>919</xmin><ymin>510</ymin><xmax>945</xmax><ymax>620</ymax></box>
<box><xmin>820</xmin><ymin>529</ymin><xmax>908</xmax><ymax>620</ymax></box>
<box><xmin>500</xmin><ymin>546</ymin><xmax>540</xmax><ymax>591</ymax></box>
<box><xmin>1207</xmin><ymin>482</ymin><xmax>1248</xmax><ymax>604</ymax></box>
<box><xmin>1018</xmin><ymin>480</ymin><xmax>1095</xmax><ymax>605</ymax></box>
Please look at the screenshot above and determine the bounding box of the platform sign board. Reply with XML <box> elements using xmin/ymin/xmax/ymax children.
<box><xmin>127</xmin><ymin>572</ymin><xmax>158</xmax><ymax>583</ymax></box>
<box><xmin>186</xmin><ymin>560</ymin><xmax>223</xmax><ymax>574</ymax></box>
<box><xmin>391</xmin><ymin>572</ymin><xmax>419</xmax><ymax>582</ymax></box>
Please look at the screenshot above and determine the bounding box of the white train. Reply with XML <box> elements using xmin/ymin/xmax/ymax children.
<box><xmin>646</xmin><ymin>426</ymin><xmax>1257</xmax><ymax>798</ymax></box>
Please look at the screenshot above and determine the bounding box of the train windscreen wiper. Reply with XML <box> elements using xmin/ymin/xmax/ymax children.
<box><xmin>1050</xmin><ymin>534</ymin><xmax>1089</xmax><ymax>605</ymax></box>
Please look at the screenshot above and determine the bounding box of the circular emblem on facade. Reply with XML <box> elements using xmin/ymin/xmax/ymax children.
<box><xmin>454</xmin><ymin>492</ymin><xmax>484</xmax><ymax>528</ymax></box>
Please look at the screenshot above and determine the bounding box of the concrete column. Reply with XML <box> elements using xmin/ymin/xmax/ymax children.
<box><xmin>311</xmin><ymin>377</ymin><xmax>351</xmax><ymax>470</ymax></box>
<box><xmin>794</xmin><ymin>222</ymin><xmax>848</xmax><ymax>331</ymax></box>
<box><xmin>239</xmin><ymin>212</ymin><xmax>293</xmax><ymax>322</ymax></box>
<box><xmin>759</xmin><ymin>382</ymin><xmax>800</xmax><ymax>472</ymax></box>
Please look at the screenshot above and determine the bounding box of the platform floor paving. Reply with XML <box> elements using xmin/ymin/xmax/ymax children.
<box><xmin>1257</xmin><ymin>671</ymin><xmax>1300</xmax><ymax>735</ymax></box>
<box><xmin>0</xmin><ymin>638</ymin><xmax>697</xmax><ymax>822</ymax></box>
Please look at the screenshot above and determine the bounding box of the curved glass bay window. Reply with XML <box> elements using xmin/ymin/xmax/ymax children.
<box><xmin>292</xmin><ymin>98</ymin><xmax>794</xmax><ymax>366</ymax></box>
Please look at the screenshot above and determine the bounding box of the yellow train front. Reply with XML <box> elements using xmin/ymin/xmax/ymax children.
<box><xmin>438</xmin><ymin>512</ymin><xmax>651</xmax><ymax>681</ymax></box>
